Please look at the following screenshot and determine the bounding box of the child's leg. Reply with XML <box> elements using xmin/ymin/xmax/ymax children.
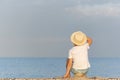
<box><xmin>74</xmin><ymin>73</ymin><xmax>86</xmax><ymax>78</ymax></box>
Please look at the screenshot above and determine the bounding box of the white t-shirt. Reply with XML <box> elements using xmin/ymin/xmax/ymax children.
<box><xmin>68</xmin><ymin>43</ymin><xmax>90</xmax><ymax>69</ymax></box>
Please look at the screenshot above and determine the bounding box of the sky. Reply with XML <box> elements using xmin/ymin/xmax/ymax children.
<box><xmin>0</xmin><ymin>0</ymin><xmax>120</xmax><ymax>57</ymax></box>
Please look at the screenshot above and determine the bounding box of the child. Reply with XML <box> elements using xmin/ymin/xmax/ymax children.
<box><xmin>63</xmin><ymin>31</ymin><xmax>92</xmax><ymax>78</ymax></box>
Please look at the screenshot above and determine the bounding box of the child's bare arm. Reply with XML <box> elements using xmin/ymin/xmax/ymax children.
<box><xmin>64</xmin><ymin>58</ymin><xmax>73</xmax><ymax>78</ymax></box>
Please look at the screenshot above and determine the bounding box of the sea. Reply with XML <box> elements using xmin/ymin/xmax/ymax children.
<box><xmin>0</xmin><ymin>57</ymin><xmax>119</xmax><ymax>78</ymax></box>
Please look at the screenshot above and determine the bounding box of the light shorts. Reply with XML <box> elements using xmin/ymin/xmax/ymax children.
<box><xmin>71</xmin><ymin>68</ymin><xmax>89</xmax><ymax>74</ymax></box>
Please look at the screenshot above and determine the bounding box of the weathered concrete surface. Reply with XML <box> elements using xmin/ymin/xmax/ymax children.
<box><xmin>0</xmin><ymin>77</ymin><xmax>119</xmax><ymax>80</ymax></box>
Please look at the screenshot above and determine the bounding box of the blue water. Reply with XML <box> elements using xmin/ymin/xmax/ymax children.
<box><xmin>0</xmin><ymin>57</ymin><xmax>119</xmax><ymax>78</ymax></box>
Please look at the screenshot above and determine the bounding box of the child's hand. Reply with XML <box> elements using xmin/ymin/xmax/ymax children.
<box><xmin>63</xmin><ymin>74</ymin><xmax>71</xmax><ymax>78</ymax></box>
<box><xmin>87</xmin><ymin>37</ymin><xmax>92</xmax><ymax>46</ymax></box>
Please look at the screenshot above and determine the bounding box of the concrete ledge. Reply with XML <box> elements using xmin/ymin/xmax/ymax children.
<box><xmin>0</xmin><ymin>77</ymin><xmax>119</xmax><ymax>80</ymax></box>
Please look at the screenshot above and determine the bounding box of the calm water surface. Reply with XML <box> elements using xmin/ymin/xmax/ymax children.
<box><xmin>0</xmin><ymin>57</ymin><xmax>119</xmax><ymax>78</ymax></box>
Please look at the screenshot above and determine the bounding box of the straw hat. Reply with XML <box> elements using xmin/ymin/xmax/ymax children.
<box><xmin>71</xmin><ymin>31</ymin><xmax>87</xmax><ymax>46</ymax></box>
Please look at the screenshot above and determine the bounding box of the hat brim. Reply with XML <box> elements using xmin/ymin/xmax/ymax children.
<box><xmin>71</xmin><ymin>31</ymin><xmax>87</xmax><ymax>46</ymax></box>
